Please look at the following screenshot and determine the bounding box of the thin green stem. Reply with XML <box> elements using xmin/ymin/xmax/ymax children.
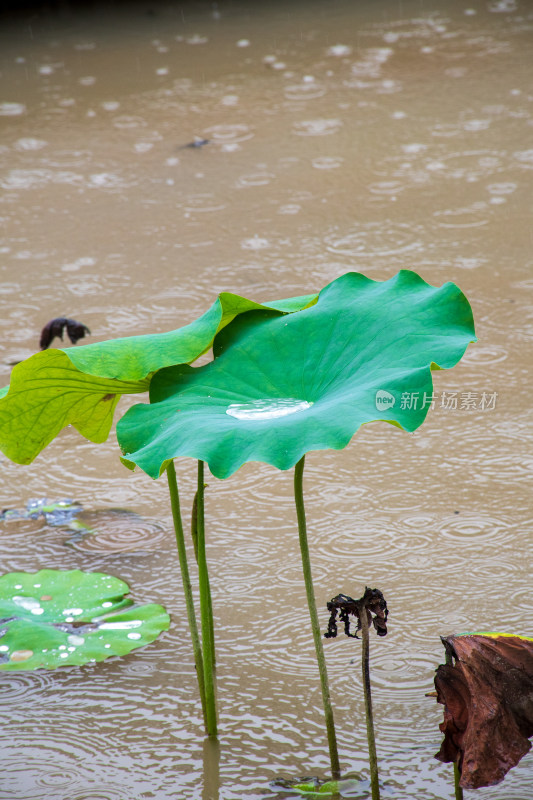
<box><xmin>206</xmin><ymin>570</ymin><xmax>216</xmax><ymax>667</ymax></box>
<box><xmin>294</xmin><ymin>455</ymin><xmax>341</xmax><ymax>780</ymax></box>
<box><xmin>197</xmin><ymin>459</ymin><xmax>218</xmax><ymax>737</ymax></box>
<box><xmin>166</xmin><ymin>460</ymin><xmax>207</xmax><ymax>729</ymax></box>
<box><xmin>359</xmin><ymin>601</ymin><xmax>380</xmax><ymax>800</ymax></box>
<box><xmin>191</xmin><ymin>490</ymin><xmax>199</xmax><ymax>563</ymax></box>
<box><xmin>453</xmin><ymin>763</ymin><xmax>464</xmax><ymax>800</ymax></box>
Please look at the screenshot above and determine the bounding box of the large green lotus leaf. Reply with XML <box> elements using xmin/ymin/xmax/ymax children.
<box><xmin>117</xmin><ymin>271</ymin><xmax>476</xmax><ymax>480</ymax></box>
<box><xmin>0</xmin><ymin>291</ymin><xmax>316</xmax><ymax>465</ymax></box>
<box><xmin>0</xmin><ymin>569</ymin><xmax>170</xmax><ymax>670</ymax></box>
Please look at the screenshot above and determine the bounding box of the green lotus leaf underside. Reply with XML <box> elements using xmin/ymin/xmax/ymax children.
<box><xmin>0</xmin><ymin>291</ymin><xmax>316</xmax><ymax>465</ymax></box>
<box><xmin>118</xmin><ymin>270</ymin><xmax>476</xmax><ymax>480</ymax></box>
<box><xmin>0</xmin><ymin>569</ymin><xmax>170</xmax><ymax>670</ymax></box>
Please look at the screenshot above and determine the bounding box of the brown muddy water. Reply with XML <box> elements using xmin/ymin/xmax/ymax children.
<box><xmin>0</xmin><ymin>0</ymin><xmax>532</xmax><ymax>798</ymax></box>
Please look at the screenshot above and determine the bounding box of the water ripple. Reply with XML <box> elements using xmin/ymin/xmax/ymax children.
<box><xmin>433</xmin><ymin>205</ymin><xmax>489</xmax><ymax>229</ymax></box>
<box><xmin>284</xmin><ymin>82</ymin><xmax>327</xmax><ymax>101</ymax></box>
<box><xmin>1</xmin><ymin>169</ymin><xmax>83</xmax><ymax>190</ymax></box>
<box><xmin>312</xmin><ymin>156</ymin><xmax>344</xmax><ymax>170</ymax></box>
<box><xmin>513</xmin><ymin>149</ymin><xmax>533</xmax><ymax>168</ymax></box>
<box><xmin>460</xmin><ymin>344</ymin><xmax>508</xmax><ymax>365</ymax></box>
<box><xmin>4</xmin><ymin>729</ymin><xmax>140</xmax><ymax>800</ymax></box>
<box><xmin>203</xmin><ymin>123</ymin><xmax>253</xmax><ymax>143</ymax></box>
<box><xmin>66</xmin><ymin>509</ymin><xmax>168</xmax><ymax>554</ymax></box>
<box><xmin>293</xmin><ymin>119</ymin><xmax>342</xmax><ymax>136</ymax></box>
<box><xmin>183</xmin><ymin>194</ymin><xmax>226</xmax><ymax>213</ymax></box>
<box><xmin>14</xmin><ymin>138</ymin><xmax>47</xmax><ymax>151</ymax></box>
<box><xmin>0</xmin><ymin>102</ymin><xmax>26</xmax><ymax>116</ymax></box>
<box><xmin>324</xmin><ymin>222</ymin><xmax>423</xmax><ymax>258</ymax></box>
<box><xmin>1</xmin><ymin>671</ymin><xmax>57</xmax><ymax>702</ymax></box>
<box><xmin>112</xmin><ymin>114</ymin><xmax>147</xmax><ymax>129</ymax></box>
<box><xmin>236</xmin><ymin>171</ymin><xmax>275</xmax><ymax>187</ymax></box>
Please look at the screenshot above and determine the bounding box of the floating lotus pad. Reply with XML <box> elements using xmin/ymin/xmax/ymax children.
<box><xmin>0</xmin><ymin>497</ymin><xmax>83</xmax><ymax>526</ymax></box>
<box><xmin>1</xmin><ymin>499</ymin><xmax>167</xmax><ymax>553</ymax></box>
<box><xmin>0</xmin><ymin>569</ymin><xmax>170</xmax><ymax>670</ymax></box>
<box><xmin>0</xmin><ymin>291</ymin><xmax>316</xmax><ymax>465</ymax></box>
<box><xmin>118</xmin><ymin>271</ymin><xmax>476</xmax><ymax>479</ymax></box>
<box><xmin>270</xmin><ymin>776</ymin><xmax>370</xmax><ymax>797</ymax></box>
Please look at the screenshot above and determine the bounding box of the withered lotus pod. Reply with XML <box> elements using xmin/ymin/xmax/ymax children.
<box><xmin>434</xmin><ymin>632</ymin><xmax>533</xmax><ymax>789</ymax></box>
<box><xmin>324</xmin><ymin>588</ymin><xmax>388</xmax><ymax>640</ymax></box>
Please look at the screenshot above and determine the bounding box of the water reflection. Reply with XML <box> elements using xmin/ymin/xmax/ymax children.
<box><xmin>202</xmin><ymin>738</ymin><xmax>220</xmax><ymax>800</ymax></box>
<box><xmin>226</xmin><ymin>399</ymin><xmax>313</xmax><ymax>420</ymax></box>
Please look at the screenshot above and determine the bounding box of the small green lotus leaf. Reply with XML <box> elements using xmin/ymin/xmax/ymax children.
<box><xmin>117</xmin><ymin>271</ymin><xmax>476</xmax><ymax>480</ymax></box>
<box><xmin>0</xmin><ymin>292</ymin><xmax>316</xmax><ymax>465</ymax></box>
<box><xmin>270</xmin><ymin>776</ymin><xmax>369</xmax><ymax>797</ymax></box>
<box><xmin>0</xmin><ymin>569</ymin><xmax>170</xmax><ymax>670</ymax></box>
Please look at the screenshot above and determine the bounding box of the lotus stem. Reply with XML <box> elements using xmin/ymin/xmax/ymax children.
<box><xmin>166</xmin><ymin>460</ymin><xmax>207</xmax><ymax>729</ymax></box>
<box><xmin>453</xmin><ymin>763</ymin><xmax>463</xmax><ymax>800</ymax></box>
<box><xmin>191</xmin><ymin>490</ymin><xmax>199</xmax><ymax>562</ymax></box>
<box><xmin>294</xmin><ymin>455</ymin><xmax>341</xmax><ymax>780</ymax></box>
<box><xmin>358</xmin><ymin>598</ymin><xmax>380</xmax><ymax>800</ymax></box>
<box><xmin>192</xmin><ymin>469</ymin><xmax>216</xmax><ymax>666</ymax></box>
<box><xmin>445</xmin><ymin>649</ymin><xmax>464</xmax><ymax>800</ymax></box>
<box><xmin>197</xmin><ymin>459</ymin><xmax>218</xmax><ymax>736</ymax></box>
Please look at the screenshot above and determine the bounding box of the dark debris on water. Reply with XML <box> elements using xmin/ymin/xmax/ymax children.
<box><xmin>40</xmin><ymin>317</ymin><xmax>91</xmax><ymax>350</ymax></box>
